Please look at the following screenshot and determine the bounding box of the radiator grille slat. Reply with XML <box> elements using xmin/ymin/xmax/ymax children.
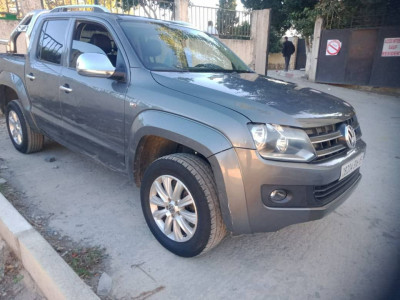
<box><xmin>306</xmin><ymin>116</ymin><xmax>361</xmax><ymax>162</ymax></box>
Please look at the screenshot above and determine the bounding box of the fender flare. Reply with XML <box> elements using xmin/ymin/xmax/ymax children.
<box><xmin>126</xmin><ymin>110</ymin><xmax>237</xmax><ymax>230</ymax></box>
<box><xmin>0</xmin><ymin>71</ymin><xmax>39</xmax><ymax>131</ymax></box>
<box><xmin>126</xmin><ymin>110</ymin><xmax>232</xmax><ymax>170</ymax></box>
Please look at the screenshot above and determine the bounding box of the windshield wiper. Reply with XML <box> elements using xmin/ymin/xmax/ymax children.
<box><xmin>234</xmin><ymin>70</ymin><xmax>254</xmax><ymax>73</ymax></box>
<box><xmin>151</xmin><ymin>68</ymin><xmax>254</xmax><ymax>73</ymax></box>
<box><xmin>187</xmin><ymin>68</ymin><xmax>237</xmax><ymax>73</ymax></box>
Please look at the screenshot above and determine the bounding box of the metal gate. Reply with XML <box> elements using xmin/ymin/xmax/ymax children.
<box><xmin>316</xmin><ymin>26</ymin><xmax>400</xmax><ymax>88</ymax></box>
<box><xmin>295</xmin><ymin>39</ymin><xmax>306</xmax><ymax>70</ymax></box>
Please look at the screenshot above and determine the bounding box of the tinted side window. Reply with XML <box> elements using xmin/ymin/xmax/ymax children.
<box><xmin>37</xmin><ymin>19</ymin><xmax>69</xmax><ymax>64</ymax></box>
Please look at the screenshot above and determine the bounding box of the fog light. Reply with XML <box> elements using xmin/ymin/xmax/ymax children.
<box><xmin>270</xmin><ymin>189</ymin><xmax>288</xmax><ymax>203</ymax></box>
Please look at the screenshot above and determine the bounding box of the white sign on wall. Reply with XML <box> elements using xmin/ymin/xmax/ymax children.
<box><xmin>326</xmin><ymin>39</ymin><xmax>342</xmax><ymax>56</ymax></box>
<box><xmin>382</xmin><ymin>38</ymin><xmax>400</xmax><ymax>57</ymax></box>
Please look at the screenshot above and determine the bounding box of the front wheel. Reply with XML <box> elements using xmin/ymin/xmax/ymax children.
<box><xmin>140</xmin><ymin>153</ymin><xmax>226</xmax><ymax>257</ymax></box>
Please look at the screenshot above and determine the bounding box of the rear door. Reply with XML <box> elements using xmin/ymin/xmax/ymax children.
<box><xmin>59</xmin><ymin>18</ymin><xmax>128</xmax><ymax>171</ymax></box>
<box><xmin>25</xmin><ymin>18</ymin><xmax>71</xmax><ymax>139</ymax></box>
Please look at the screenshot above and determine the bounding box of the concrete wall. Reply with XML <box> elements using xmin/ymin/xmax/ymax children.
<box><xmin>308</xmin><ymin>17</ymin><xmax>323</xmax><ymax>81</ymax></box>
<box><xmin>218</xmin><ymin>38</ymin><xmax>254</xmax><ymax>66</ymax></box>
<box><xmin>267</xmin><ymin>37</ymin><xmax>298</xmax><ymax>70</ymax></box>
<box><xmin>0</xmin><ymin>20</ymin><xmax>20</xmax><ymax>52</ymax></box>
<box><xmin>19</xmin><ymin>0</ymin><xmax>43</xmax><ymax>13</ymax></box>
<box><xmin>0</xmin><ymin>20</ymin><xmax>29</xmax><ymax>54</ymax></box>
<box><xmin>174</xmin><ymin>0</ymin><xmax>188</xmax><ymax>22</ymax></box>
<box><xmin>219</xmin><ymin>9</ymin><xmax>271</xmax><ymax>74</ymax></box>
<box><xmin>251</xmin><ymin>9</ymin><xmax>270</xmax><ymax>75</ymax></box>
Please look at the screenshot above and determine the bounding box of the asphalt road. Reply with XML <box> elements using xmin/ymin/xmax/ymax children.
<box><xmin>0</xmin><ymin>75</ymin><xmax>399</xmax><ymax>300</ymax></box>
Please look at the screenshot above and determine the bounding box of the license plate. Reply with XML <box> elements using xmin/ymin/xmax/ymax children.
<box><xmin>339</xmin><ymin>153</ymin><xmax>364</xmax><ymax>180</ymax></box>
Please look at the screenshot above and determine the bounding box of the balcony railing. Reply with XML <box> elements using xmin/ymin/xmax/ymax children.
<box><xmin>188</xmin><ymin>5</ymin><xmax>251</xmax><ymax>39</ymax></box>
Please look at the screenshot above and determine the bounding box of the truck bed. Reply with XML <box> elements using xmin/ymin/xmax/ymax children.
<box><xmin>0</xmin><ymin>53</ymin><xmax>26</xmax><ymax>113</ymax></box>
<box><xmin>0</xmin><ymin>53</ymin><xmax>26</xmax><ymax>76</ymax></box>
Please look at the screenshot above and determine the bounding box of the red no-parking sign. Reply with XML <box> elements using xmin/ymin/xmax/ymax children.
<box><xmin>326</xmin><ymin>39</ymin><xmax>342</xmax><ymax>56</ymax></box>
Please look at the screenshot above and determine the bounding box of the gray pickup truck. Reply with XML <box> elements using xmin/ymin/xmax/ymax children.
<box><xmin>0</xmin><ymin>5</ymin><xmax>366</xmax><ymax>257</ymax></box>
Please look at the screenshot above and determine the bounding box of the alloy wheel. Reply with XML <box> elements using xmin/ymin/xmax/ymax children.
<box><xmin>149</xmin><ymin>175</ymin><xmax>198</xmax><ymax>242</ymax></box>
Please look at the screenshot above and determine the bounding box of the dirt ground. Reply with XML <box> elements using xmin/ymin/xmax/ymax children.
<box><xmin>0</xmin><ymin>77</ymin><xmax>399</xmax><ymax>299</ymax></box>
<box><xmin>0</xmin><ymin>237</ymin><xmax>45</xmax><ymax>300</ymax></box>
<box><xmin>0</xmin><ymin>171</ymin><xmax>108</xmax><ymax>299</ymax></box>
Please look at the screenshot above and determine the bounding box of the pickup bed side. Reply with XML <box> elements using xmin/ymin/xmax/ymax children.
<box><xmin>0</xmin><ymin>55</ymin><xmax>40</xmax><ymax>132</ymax></box>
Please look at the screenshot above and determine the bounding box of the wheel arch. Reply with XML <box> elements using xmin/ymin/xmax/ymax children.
<box><xmin>0</xmin><ymin>84</ymin><xmax>18</xmax><ymax>114</ymax></box>
<box><xmin>127</xmin><ymin>110</ymin><xmax>235</xmax><ymax>232</ymax></box>
<box><xmin>127</xmin><ymin>110</ymin><xmax>232</xmax><ymax>185</ymax></box>
<box><xmin>0</xmin><ymin>71</ymin><xmax>39</xmax><ymax>131</ymax></box>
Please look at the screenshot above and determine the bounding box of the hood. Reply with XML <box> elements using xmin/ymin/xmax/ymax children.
<box><xmin>151</xmin><ymin>72</ymin><xmax>355</xmax><ymax>128</ymax></box>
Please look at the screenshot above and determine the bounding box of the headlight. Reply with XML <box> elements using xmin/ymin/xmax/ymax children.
<box><xmin>250</xmin><ymin>124</ymin><xmax>267</xmax><ymax>149</ymax></box>
<box><xmin>249</xmin><ymin>123</ymin><xmax>316</xmax><ymax>162</ymax></box>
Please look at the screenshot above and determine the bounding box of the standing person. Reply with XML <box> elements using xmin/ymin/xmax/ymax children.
<box><xmin>282</xmin><ymin>36</ymin><xmax>295</xmax><ymax>72</ymax></box>
<box><xmin>207</xmin><ymin>21</ymin><xmax>218</xmax><ymax>36</ymax></box>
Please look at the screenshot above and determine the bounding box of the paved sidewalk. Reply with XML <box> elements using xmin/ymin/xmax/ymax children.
<box><xmin>0</xmin><ymin>80</ymin><xmax>399</xmax><ymax>299</ymax></box>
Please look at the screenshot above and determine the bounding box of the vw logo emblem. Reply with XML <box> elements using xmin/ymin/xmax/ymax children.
<box><xmin>344</xmin><ymin>125</ymin><xmax>357</xmax><ymax>149</ymax></box>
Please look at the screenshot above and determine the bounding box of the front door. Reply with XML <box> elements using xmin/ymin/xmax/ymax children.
<box><xmin>59</xmin><ymin>19</ymin><xmax>128</xmax><ymax>171</ymax></box>
<box><xmin>25</xmin><ymin>18</ymin><xmax>70</xmax><ymax>139</ymax></box>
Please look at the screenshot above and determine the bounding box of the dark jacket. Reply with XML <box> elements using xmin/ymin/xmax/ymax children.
<box><xmin>282</xmin><ymin>40</ymin><xmax>295</xmax><ymax>57</ymax></box>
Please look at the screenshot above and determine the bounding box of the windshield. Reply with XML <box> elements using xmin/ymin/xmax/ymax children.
<box><xmin>119</xmin><ymin>20</ymin><xmax>252</xmax><ymax>73</ymax></box>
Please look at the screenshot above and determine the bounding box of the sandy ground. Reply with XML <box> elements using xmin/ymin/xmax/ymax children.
<box><xmin>0</xmin><ymin>77</ymin><xmax>399</xmax><ymax>299</ymax></box>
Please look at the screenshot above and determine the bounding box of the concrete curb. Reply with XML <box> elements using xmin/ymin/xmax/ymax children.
<box><xmin>0</xmin><ymin>192</ymin><xmax>99</xmax><ymax>300</ymax></box>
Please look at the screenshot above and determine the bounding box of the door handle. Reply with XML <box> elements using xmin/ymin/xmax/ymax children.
<box><xmin>26</xmin><ymin>73</ymin><xmax>35</xmax><ymax>81</ymax></box>
<box><xmin>59</xmin><ymin>84</ymin><xmax>73</xmax><ymax>93</ymax></box>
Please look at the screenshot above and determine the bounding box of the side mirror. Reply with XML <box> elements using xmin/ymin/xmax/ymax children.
<box><xmin>76</xmin><ymin>53</ymin><xmax>115</xmax><ymax>78</ymax></box>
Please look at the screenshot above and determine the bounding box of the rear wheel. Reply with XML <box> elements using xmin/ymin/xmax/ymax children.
<box><xmin>140</xmin><ymin>153</ymin><xmax>226</xmax><ymax>257</ymax></box>
<box><xmin>6</xmin><ymin>100</ymin><xmax>44</xmax><ymax>154</ymax></box>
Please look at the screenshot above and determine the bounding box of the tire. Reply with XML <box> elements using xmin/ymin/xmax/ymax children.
<box><xmin>6</xmin><ymin>100</ymin><xmax>44</xmax><ymax>154</ymax></box>
<box><xmin>140</xmin><ymin>153</ymin><xmax>226</xmax><ymax>257</ymax></box>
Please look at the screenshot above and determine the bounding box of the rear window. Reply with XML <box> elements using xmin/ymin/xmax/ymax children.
<box><xmin>37</xmin><ymin>19</ymin><xmax>69</xmax><ymax>64</ymax></box>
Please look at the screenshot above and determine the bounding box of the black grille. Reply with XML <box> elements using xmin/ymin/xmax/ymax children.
<box><xmin>314</xmin><ymin>169</ymin><xmax>361</xmax><ymax>206</ymax></box>
<box><xmin>305</xmin><ymin>116</ymin><xmax>362</xmax><ymax>162</ymax></box>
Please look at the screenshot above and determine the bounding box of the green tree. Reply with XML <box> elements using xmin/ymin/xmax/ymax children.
<box><xmin>242</xmin><ymin>0</ymin><xmax>397</xmax><ymax>52</ymax></box>
<box><xmin>241</xmin><ymin>0</ymin><xmax>285</xmax><ymax>52</ymax></box>
<box><xmin>242</xmin><ymin>0</ymin><xmax>317</xmax><ymax>53</ymax></box>
<box><xmin>242</xmin><ymin>0</ymin><xmax>397</xmax><ymax>73</ymax></box>
<box><xmin>288</xmin><ymin>0</ymin><xmax>399</xmax><ymax>43</ymax></box>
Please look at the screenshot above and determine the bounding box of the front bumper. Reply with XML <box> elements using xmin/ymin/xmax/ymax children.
<box><xmin>210</xmin><ymin>139</ymin><xmax>366</xmax><ymax>234</ymax></box>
